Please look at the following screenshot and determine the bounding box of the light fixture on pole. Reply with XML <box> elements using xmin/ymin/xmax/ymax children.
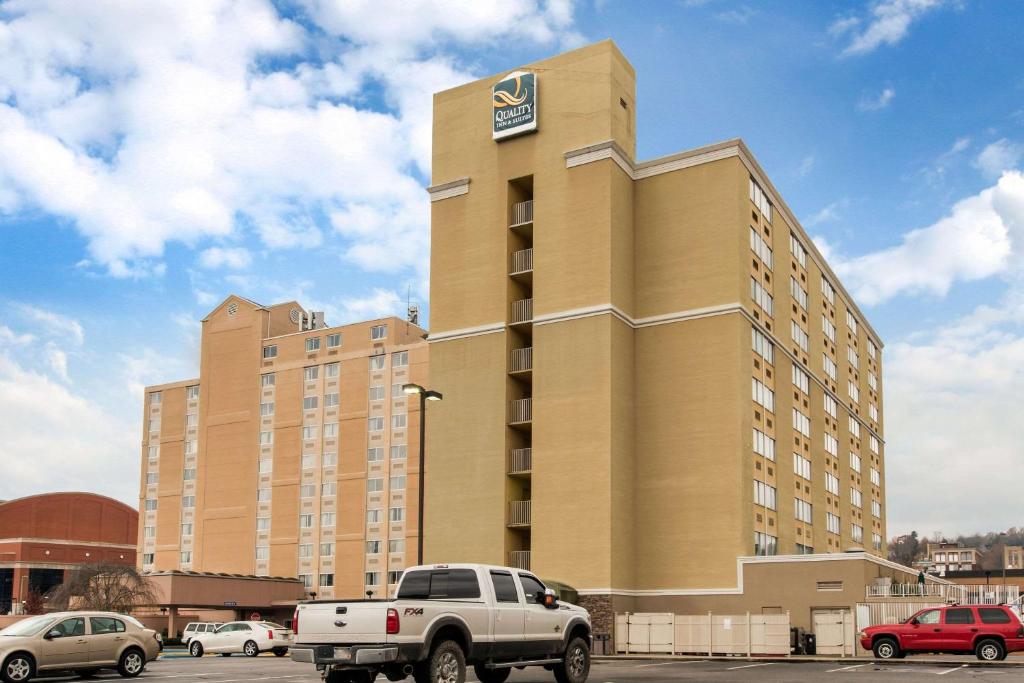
<box><xmin>403</xmin><ymin>383</ymin><xmax>443</xmax><ymax>565</ymax></box>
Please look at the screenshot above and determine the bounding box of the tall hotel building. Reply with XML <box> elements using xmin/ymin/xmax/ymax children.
<box><xmin>138</xmin><ymin>296</ymin><xmax>427</xmax><ymax>599</ymax></box>
<box><xmin>425</xmin><ymin>41</ymin><xmax>886</xmax><ymax>620</ymax></box>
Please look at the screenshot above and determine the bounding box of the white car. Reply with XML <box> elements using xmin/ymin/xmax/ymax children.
<box><xmin>188</xmin><ymin>621</ymin><xmax>293</xmax><ymax>658</ymax></box>
<box><xmin>182</xmin><ymin>622</ymin><xmax>222</xmax><ymax>645</ymax></box>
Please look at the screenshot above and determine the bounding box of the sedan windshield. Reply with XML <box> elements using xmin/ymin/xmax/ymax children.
<box><xmin>0</xmin><ymin>615</ymin><xmax>56</xmax><ymax>637</ymax></box>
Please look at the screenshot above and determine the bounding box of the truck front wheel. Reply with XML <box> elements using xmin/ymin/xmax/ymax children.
<box><xmin>553</xmin><ymin>637</ymin><xmax>590</xmax><ymax>683</ymax></box>
<box><xmin>473</xmin><ymin>664</ymin><xmax>510</xmax><ymax>683</ymax></box>
<box><xmin>420</xmin><ymin>640</ymin><xmax>465</xmax><ymax>683</ymax></box>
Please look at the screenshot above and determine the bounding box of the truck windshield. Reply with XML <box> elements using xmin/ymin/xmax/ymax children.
<box><xmin>398</xmin><ymin>569</ymin><xmax>481</xmax><ymax>599</ymax></box>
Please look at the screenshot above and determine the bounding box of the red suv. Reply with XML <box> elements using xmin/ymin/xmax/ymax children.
<box><xmin>859</xmin><ymin>605</ymin><xmax>1024</xmax><ymax>661</ymax></box>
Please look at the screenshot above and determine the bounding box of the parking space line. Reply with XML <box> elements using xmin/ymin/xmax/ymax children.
<box><xmin>636</xmin><ymin>660</ymin><xmax>704</xmax><ymax>667</ymax></box>
<box><xmin>726</xmin><ymin>662</ymin><xmax>773</xmax><ymax>670</ymax></box>
<box><xmin>827</xmin><ymin>664</ymin><xmax>870</xmax><ymax>672</ymax></box>
<box><xmin>936</xmin><ymin>665</ymin><xmax>967</xmax><ymax>675</ymax></box>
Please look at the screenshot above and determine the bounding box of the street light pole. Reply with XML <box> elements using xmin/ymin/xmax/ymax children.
<box><xmin>403</xmin><ymin>383</ymin><xmax>442</xmax><ymax>566</ymax></box>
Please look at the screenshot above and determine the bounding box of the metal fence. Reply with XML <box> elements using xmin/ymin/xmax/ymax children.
<box><xmin>510</xmin><ymin>200</ymin><xmax>534</xmax><ymax>227</ymax></box>
<box><xmin>510</xmin><ymin>298</ymin><xmax>533</xmax><ymax>324</ymax></box>
<box><xmin>511</xmin><ymin>248</ymin><xmax>534</xmax><ymax>274</ymax></box>
<box><xmin>509</xmin><ymin>397</ymin><xmax>532</xmax><ymax>424</ymax></box>
<box><xmin>508</xmin><ymin>500</ymin><xmax>532</xmax><ymax>527</ymax></box>
<box><xmin>508</xmin><ymin>447</ymin><xmax>532</xmax><ymax>475</ymax></box>
<box><xmin>510</xmin><ymin>347</ymin><xmax>532</xmax><ymax>373</ymax></box>
<box><xmin>866</xmin><ymin>583</ymin><xmax>1019</xmax><ymax>604</ymax></box>
<box><xmin>615</xmin><ymin>612</ymin><xmax>791</xmax><ymax>656</ymax></box>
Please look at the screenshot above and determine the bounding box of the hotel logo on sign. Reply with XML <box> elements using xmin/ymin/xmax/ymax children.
<box><xmin>493</xmin><ymin>71</ymin><xmax>537</xmax><ymax>141</ymax></box>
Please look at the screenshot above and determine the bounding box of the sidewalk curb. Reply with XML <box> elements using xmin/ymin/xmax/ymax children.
<box><xmin>593</xmin><ymin>655</ymin><xmax>1024</xmax><ymax>667</ymax></box>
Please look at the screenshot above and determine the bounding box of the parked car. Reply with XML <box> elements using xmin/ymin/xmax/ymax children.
<box><xmin>859</xmin><ymin>604</ymin><xmax>1024</xmax><ymax>660</ymax></box>
<box><xmin>290</xmin><ymin>563</ymin><xmax>592</xmax><ymax>683</ymax></box>
<box><xmin>182</xmin><ymin>622</ymin><xmax>223</xmax><ymax>645</ymax></box>
<box><xmin>0</xmin><ymin>611</ymin><xmax>161</xmax><ymax>682</ymax></box>
<box><xmin>188</xmin><ymin>621</ymin><xmax>293</xmax><ymax>657</ymax></box>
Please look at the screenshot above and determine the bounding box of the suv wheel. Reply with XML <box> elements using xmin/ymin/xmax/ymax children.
<box><xmin>976</xmin><ymin>638</ymin><xmax>1005</xmax><ymax>661</ymax></box>
<box><xmin>190</xmin><ymin>641</ymin><xmax>204</xmax><ymax>657</ymax></box>
<box><xmin>427</xmin><ymin>640</ymin><xmax>465</xmax><ymax>683</ymax></box>
<box><xmin>117</xmin><ymin>648</ymin><xmax>146</xmax><ymax>678</ymax></box>
<box><xmin>554</xmin><ymin>636</ymin><xmax>590</xmax><ymax>683</ymax></box>
<box><xmin>243</xmin><ymin>640</ymin><xmax>259</xmax><ymax>657</ymax></box>
<box><xmin>872</xmin><ymin>637</ymin><xmax>900</xmax><ymax>659</ymax></box>
<box><xmin>1</xmin><ymin>654</ymin><xmax>35</xmax><ymax>683</ymax></box>
<box><xmin>473</xmin><ymin>664</ymin><xmax>511</xmax><ymax>683</ymax></box>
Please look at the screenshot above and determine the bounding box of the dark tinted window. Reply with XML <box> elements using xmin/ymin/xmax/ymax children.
<box><xmin>90</xmin><ymin>617</ymin><xmax>125</xmax><ymax>634</ymax></box>
<box><xmin>979</xmin><ymin>608</ymin><xmax>1012</xmax><ymax>624</ymax></box>
<box><xmin>491</xmin><ymin>572</ymin><xmax>520</xmax><ymax>603</ymax></box>
<box><xmin>518</xmin><ymin>574</ymin><xmax>546</xmax><ymax>604</ymax></box>
<box><xmin>945</xmin><ymin>608</ymin><xmax>974</xmax><ymax>624</ymax></box>
<box><xmin>53</xmin><ymin>618</ymin><xmax>85</xmax><ymax>637</ymax></box>
<box><xmin>397</xmin><ymin>569</ymin><xmax>481</xmax><ymax>599</ymax></box>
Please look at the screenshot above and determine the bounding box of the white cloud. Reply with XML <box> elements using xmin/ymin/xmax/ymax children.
<box><xmin>804</xmin><ymin>199</ymin><xmax>847</xmax><ymax>227</ymax></box>
<box><xmin>338</xmin><ymin>288</ymin><xmax>406</xmax><ymax>321</ymax></box>
<box><xmin>198</xmin><ymin>246</ymin><xmax>252</xmax><ymax>270</ymax></box>
<box><xmin>973</xmin><ymin>138</ymin><xmax>1024</xmax><ymax>180</ymax></box>
<box><xmin>834</xmin><ymin>0</ymin><xmax>945</xmax><ymax>57</ymax></box>
<box><xmin>827</xmin><ymin>171</ymin><xmax>1024</xmax><ymax>305</ymax></box>
<box><xmin>12</xmin><ymin>304</ymin><xmax>84</xmax><ymax>345</ymax></box>
<box><xmin>858</xmin><ymin>87</ymin><xmax>895</xmax><ymax>112</ymax></box>
<box><xmin>796</xmin><ymin>155</ymin><xmax>815</xmax><ymax>178</ymax></box>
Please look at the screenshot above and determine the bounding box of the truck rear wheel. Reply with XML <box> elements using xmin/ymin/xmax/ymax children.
<box><xmin>553</xmin><ymin>636</ymin><xmax>590</xmax><ymax>683</ymax></box>
<box><xmin>423</xmin><ymin>640</ymin><xmax>465</xmax><ymax>683</ymax></box>
<box><xmin>473</xmin><ymin>665</ymin><xmax>510</xmax><ymax>683</ymax></box>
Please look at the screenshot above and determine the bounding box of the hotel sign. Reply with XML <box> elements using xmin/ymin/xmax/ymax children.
<box><xmin>493</xmin><ymin>71</ymin><xmax>537</xmax><ymax>141</ymax></box>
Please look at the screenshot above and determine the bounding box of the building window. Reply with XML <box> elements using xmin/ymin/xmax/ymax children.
<box><xmin>321</xmin><ymin>512</ymin><xmax>336</xmax><ymax>527</ymax></box>
<box><xmin>298</xmin><ymin>544</ymin><xmax>313</xmax><ymax>558</ymax></box>
<box><xmin>867</xmin><ymin>338</ymin><xmax>877</xmax><ymax>360</ymax></box>
<box><xmin>752</xmin><ymin>328</ymin><xmax>774</xmax><ymax>364</ymax></box>
<box><xmin>263</xmin><ymin>345</ymin><xmax>277</xmax><ymax>359</ymax></box>
<box><xmin>797</xmin><ymin>543</ymin><xmax>814</xmax><ymax>555</ymax></box>
<box><xmin>144</xmin><ymin>499</ymin><xmax>157</xmax><ymax>511</ymax></box>
<box><xmin>186</xmin><ymin>385</ymin><xmax>199</xmax><ymax>400</ymax></box>
<box><xmin>389</xmin><ymin>507</ymin><xmax>405</xmax><ymax>522</ymax></box>
<box><xmin>750</xmin><ymin>226</ymin><xmax>773</xmax><ymax>269</ymax></box>
<box><xmin>791</xmin><ymin>321</ymin><xmax>809</xmax><ymax>353</ymax></box>
<box><xmin>300</xmin><ymin>574</ymin><xmax>313</xmax><ymax>589</ymax></box>
<box><xmin>320</xmin><ymin>542</ymin><xmax>334</xmax><ymax>556</ymax></box>
<box><xmin>304</xmin><ymin>366</ymin><xmax>319</xmax><ymax>381</ymax></box>
<box><xmin>305</xmin><ymin>337</ymin><xmax>321</xmax><ymax>352</ymax></box>
<box><xmin>870</xmin><ymin>467</ymin><xmax>881</xmax><ymax>486</ymax></box>
<box><xmin>181</xmin><ymin>523</ymin><xmax>193</xmax><ymax>536</ymax></box>
<box><xmin>150</xmin><ymin>392</ymin><xmax>162</xmax><ymax>405</ymax></box>
<box><xmin>851</xmin><ymin>487</ymin><xmax>863</xmax><ymax>508</ymax></box>
<box><xmin>753</xmin><ymin>480</ymin><xmax>777</xmax><ymax>510</ymax></box>
<box><xmin>868</xmin><ymin>372</ymin><xmax>878</xmax><ymax>391</ymax></box>
<box><xmin>323</xmin><ymin>422</ymin><xmax>338</xmax><ymax>438</ymax></box>
<box><xmin>795</xmin><ymin>498</ymin><xmax>813</xmax><ymax>523</ymax></box>
<box><xmin>148</xmin><ymin>445</ymin><xmax>160</xmax><ymax>459</ymax></box>
<box><xmin>849</xmin><ymin>417</ymin><xmax>861</xmax><ymax>439</ymax></box>
<box><xmin>183</xmin><ymin>468</ymin><xmax>196</xmax><ymax>481</ymax></box>
<box><xmin>325</xmin><ymin>362</ymin><xmax>340</xmax><ymax>378</ymax></box>
<box><xmin>367</xmin><ymin>478</ymin><xmax>384</xmax><ymax>493</ymax></box>
<box><xmin>327</xmin><ymin>333</ymin><xmax>341</xmax><ymax>348</ymax></box>
<box><xmin>389</xmin><ymin>539</ymin><xmax>405</xmax><ymax>553</ymax></box>
<box><xmin>749</xmin><ymin>178</ymin><xmax>773</xmax><ymax>222</ymax></box>
<box><xmin>754</xmin><ymin>531</ymin><xmax>778</xmax><ymax>556</ymax></box>
<box><xmin>321</xmin><ymin>482</ymin><xmax>336</xmax><ymax>496</ymax></box>
<box><xmin>790</xmin><ymin>277</ymin><xmax>808</xmax><ymax>310</ymax></box>
<box><xmin>872</xmin><ymin>500</ymin><xmax>882</xmax><ymax>518</ymax></box>
<box><xmin>752</xmin><ymin>378</ymin><xmax>775</xmax><ymax>413</ymax></box>
<box><xmin>792</xmin><ymin>408</ymin><xmax>810</xmax><ymax>438</ymax></box>
<box><xmin>852</xmin><ymin>523</ymin><xmax>864</xmax><ymax>543</ymax></box>
<box><xmin>300</xmin><ymin>484</ymin><xmax>315</xmax><ymax>498</ymax></box>
<box><xmin>391</xmin><ymin>413</ymin><xmax>407</xmax><ymax>429</ymax></box>
<box><xmin>826</xmin><ymin>512</ymin><xmax>841</xmax><ymax>535</ymax></box>
<box><xmin>822</xmin><ymin>315</ymin><xmax>836</xmax><ymax>343</ymax></box>
<box><xmin>388</xmin><ymin>570</ymin><xmax>404</xmax><ymax>585</ymax></box>
<box><xmin>850</xmin><ymin>452</ymin><xmax>862</xmax><ymax>473</ymax></box>
<box><xmin>261</xmin><ymin>374</ymin><xmax>275</xmax><ymax>388</ymax></box>
<box><xmin>260</xmin><ymin>402</ymin><xmax>274</xmax><ymax>417</ymax></box>
<box><xmin>324</xmin><ymin>393</ymin><xmax>339</xmax><ymax>408</ymax></box>
<box><xmin>390</xmin><ymin>475</ymin><xmax>406</xmax><ymax>490</ymax></box>
<box><xmin>869</xmin><ymin>403</ymin><xmax>878</xmax><ymax>422</ymax></box>
<box><xmin>824</xmin><ymin>394</ymin><xmax>838</xmax><ymax>419</ymax></box>
<box><xmin>792</xmin><ymin>365</ymin><xmax>810</xmax><ymax>394</ymax></box>
<box><xmin>393</xmin><ymin>351</ymin><xmax>409</xmax><ymax>367</ymax></box>
<box><xmin>148</xmin><ymin>419</ymin><xmax>159</xmax><ymax>433</ymax></box>
<box><xmin>846</xmin><ymin>310</ymin><xmax>858</xmax><ymax>335</ymax></box>
<box><xmin>750</xmin><ymin>278</ymin><xmax>774</xmax><ymax>317</ymax></box>
<box><xmin>369</xmin><ymin>385</ymin><xmax>386</xmax><ymax>401</ymax></box>
<box><xmin>823</xmin><ymin>354</ymin><xmax>837</xmax><ymax>381</ymax></box>
<box><xmin>367</xmin><ymin>509</ymin><xmax>382</xmax><ymax>523</ymax></box>
<box><xmin>303</xmin><ymin>396</ymin><xmax>318</xmax><ymax>411</ymax></box>
<box><xmin>821</xmin><ymin>277</ymin><xmax>835</xmax><ymax>305</ymax></box>
<box><xmin>146</xmin><ymin>472</ymin><xmax>159</xmax><ymax>485</ymax></box>
<box><xmin>182</xmin><ymin>495</ymin><xmax>195</xmax><ymax>508</ymax></box>
<box><xmin>319</xmin><ymin>573</ymin><xmax>334</xmax><ymax>587</ymax></box>
<box><xmin>367</xmin><ymin>540</ymin><xmax>382</xmax><ymax>554</ymax></box>
<box><xmin>260</xmin><ymin>430</ymin><xmax>273</xmax><ymax>445</ymax></box>
<box><xmin>258</xmin><ymin>488</ymin><xmax>271</xmax><ymax>502</ymax></box>
<box><xmin>371</xmin><ymin>325</ymin><xmax>387</xmax><ymax>341</ymax></box>
<box><xmin>847</xmin><ymin>345</ymin><xmax>859</xmax><ymax>370</ymax></box>
<box><xmin>144</xmin><ymin>526</ymin><xmax>155</xmax><ymax>538</ymax></box>
<box><xmin>368</xmin><ymin>447</ymin><xmax>384</xmax><ymax>462</ymax></box>
<box><xmin>256</xmin><ymin>546</ymin><xmax>270</xmax><ymax>561</ymax></box>
<box><xmin>753</xmin><ymin>428</ymin><xmax>775</xmax><ymax>461</ymax></box>
<box><xmin>301</xmin><ymin>454</ymin><xmax>315</xmax><ymax>469</ymax></box>
<box><xmin>368</xmin><ymin>416</ymin><xmax>384</xmax><ymax>431</ymax></box>
<box><xmin>789</xmin><ymin>233</ymin><xmax>807</xmax><ymax>268</ymax></box>
<box><xmin>365</xmin><ymin>572</ymin><xmax>380</xmax><ymax>587</ymax></box>
<box><xmin>322</xmin><ymin>452</ymin><xmax>337</xmax><ymax>467</ymax></box>
<box><xmin>872</xmin><ymin>533</ymin><xmax>882</xmax><ymax>550</ymax></box>
<box><xmin>184</xmin><ymin>440</ymin><xmax>197</xmax><ymax>455</ymax></box>
<box><xmin>848</xmin><ymin>380</ymin><xmax>860</xmax><ymax>404</ymax></box>
<box><xmin>793</xmin><ymin>453</ymin><xmax>811</xmax><ymax>480</ymax></box>
<box><xmin>142</xmin><ymin>553</ymin><xmax>154</xmax><ymax>565</ymax></box>
<box><xmin>390</xmin><ymin>445</ymin><xmax>407</xmax><ymax>460</ymax></box>
<box><xmin>392</xmin><ymin>383</ymin><xmax>404</xmax><ymax>397</ymax></box>
<box><xmin>257</xmin><ymin>517</ymin><xmax>270</xmax><ymax>531</ymax></box>
<box><xmin>369</xmin><ymin>355</ymin><xmax>386</xmax><ymax>371</ymax></box>
<box><xmin>870</xmin><ymin>435</ymin><xmax>879</xmax><ymax>455</ymax></box>
<box><xmin>299</xmin><ymin>514</ymin><xmax>313</xmax><ymax>528</ymax></box>
<box><xmin>826</xmin><ymin>472</ymin><xmax>840</xmax><ymax>495</ymax></box>
<box><xmin>181</xmin><ymin>551</ymin><xmax>192</xmax><ymax>564</ymax></box>
<box><xmin>824</xmin><ymin>433</ymin><xmax>838</xmax><ymax>456</ymax></box>
<box><xmin>302</xmin><ymin>425</ymin><xmax>317</xmax><ymax>440</ymax></box>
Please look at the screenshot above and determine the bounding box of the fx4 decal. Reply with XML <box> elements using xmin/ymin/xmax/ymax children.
<box><xmin>404</xmin><ymin>608</ymin><xmax>424</xmax><ymax>616</ymax></box>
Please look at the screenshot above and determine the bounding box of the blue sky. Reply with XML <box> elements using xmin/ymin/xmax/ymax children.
<box><xmin>1</xmin><ymin>0</ymin><xmax>1022</xmax><ymax>540</ymax></box>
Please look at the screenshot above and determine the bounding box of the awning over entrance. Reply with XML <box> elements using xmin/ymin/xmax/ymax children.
<box><xmin>143</xmin><ymin>571</ymin><xmax>305</xmax><ymax>610</ymax></box>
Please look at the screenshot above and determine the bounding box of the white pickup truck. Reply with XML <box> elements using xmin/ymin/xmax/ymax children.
<box><xmin>290</xmin><ymin>563</ymin><xmax>592</xmax><ymax>683</ymax></box>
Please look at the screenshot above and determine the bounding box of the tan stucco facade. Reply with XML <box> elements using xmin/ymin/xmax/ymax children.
<box><xmin>139</xmin><ymin>296</ymin><xmax>428</xmax><ymax>600</ymax></box>
<box><xmin>425</xmin><ymin>40</ymin><xmax>887</xmax><ymax>625</ymax></box>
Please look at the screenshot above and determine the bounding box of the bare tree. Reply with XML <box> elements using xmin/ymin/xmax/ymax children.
<box><xmin>47</xmin><ymin>563</ymin><xmax>157</xmax><ymax>614</ymax></box>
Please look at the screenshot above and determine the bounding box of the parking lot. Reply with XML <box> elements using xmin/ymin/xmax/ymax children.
<box><xmin>24</xmin><ymin>652</ymin><xmax>1024</xmax><ymax>682</ymax></box>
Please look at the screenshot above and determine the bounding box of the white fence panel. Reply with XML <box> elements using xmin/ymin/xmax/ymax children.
<box><xmin>616</xmin><ymin>612</ymin><xmax>790</xmax><ymax>656</ymax></box>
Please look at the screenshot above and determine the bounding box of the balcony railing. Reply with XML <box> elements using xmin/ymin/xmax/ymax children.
<box><xmin>510</xmin><ymin>347</ymin><xmax>533</xmax><ymax>373</ymax></box>
<box><xmin>509</xmin><ymin>398</ymin><xmax>532</xmax><ymax>425</ymax></box>
<box><xmin>509</xmin><ymin>550</ymin><xmax>531</xmax><ymax>571</ymax></box>
<box><xmin>510</xmin><ymin>200</ymin><xmax>534</xmax><ymax>227</ymax></box>
<box><xmin>508</xmin><ymin>447</ymin><xmax>532</xmax><ymax>475</ymax></box>
<box><xmin>510</xmin><ymin>298</ymin><xmax>533</xmax><ymax>325</ymax></box>
<box><xmin>866</xmin><ymin>583</ymin><xmax>1020</xmax><ymax>604</ymax></box>
<box><xmin>508</xmin><ymin>500</ymin><xmax>532</xmax><ymax>527</ymax></box>
<box><xmin>510</xmin><ymin>248</ymin><xmax>533</xmax><ymax>275</ymax></box>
